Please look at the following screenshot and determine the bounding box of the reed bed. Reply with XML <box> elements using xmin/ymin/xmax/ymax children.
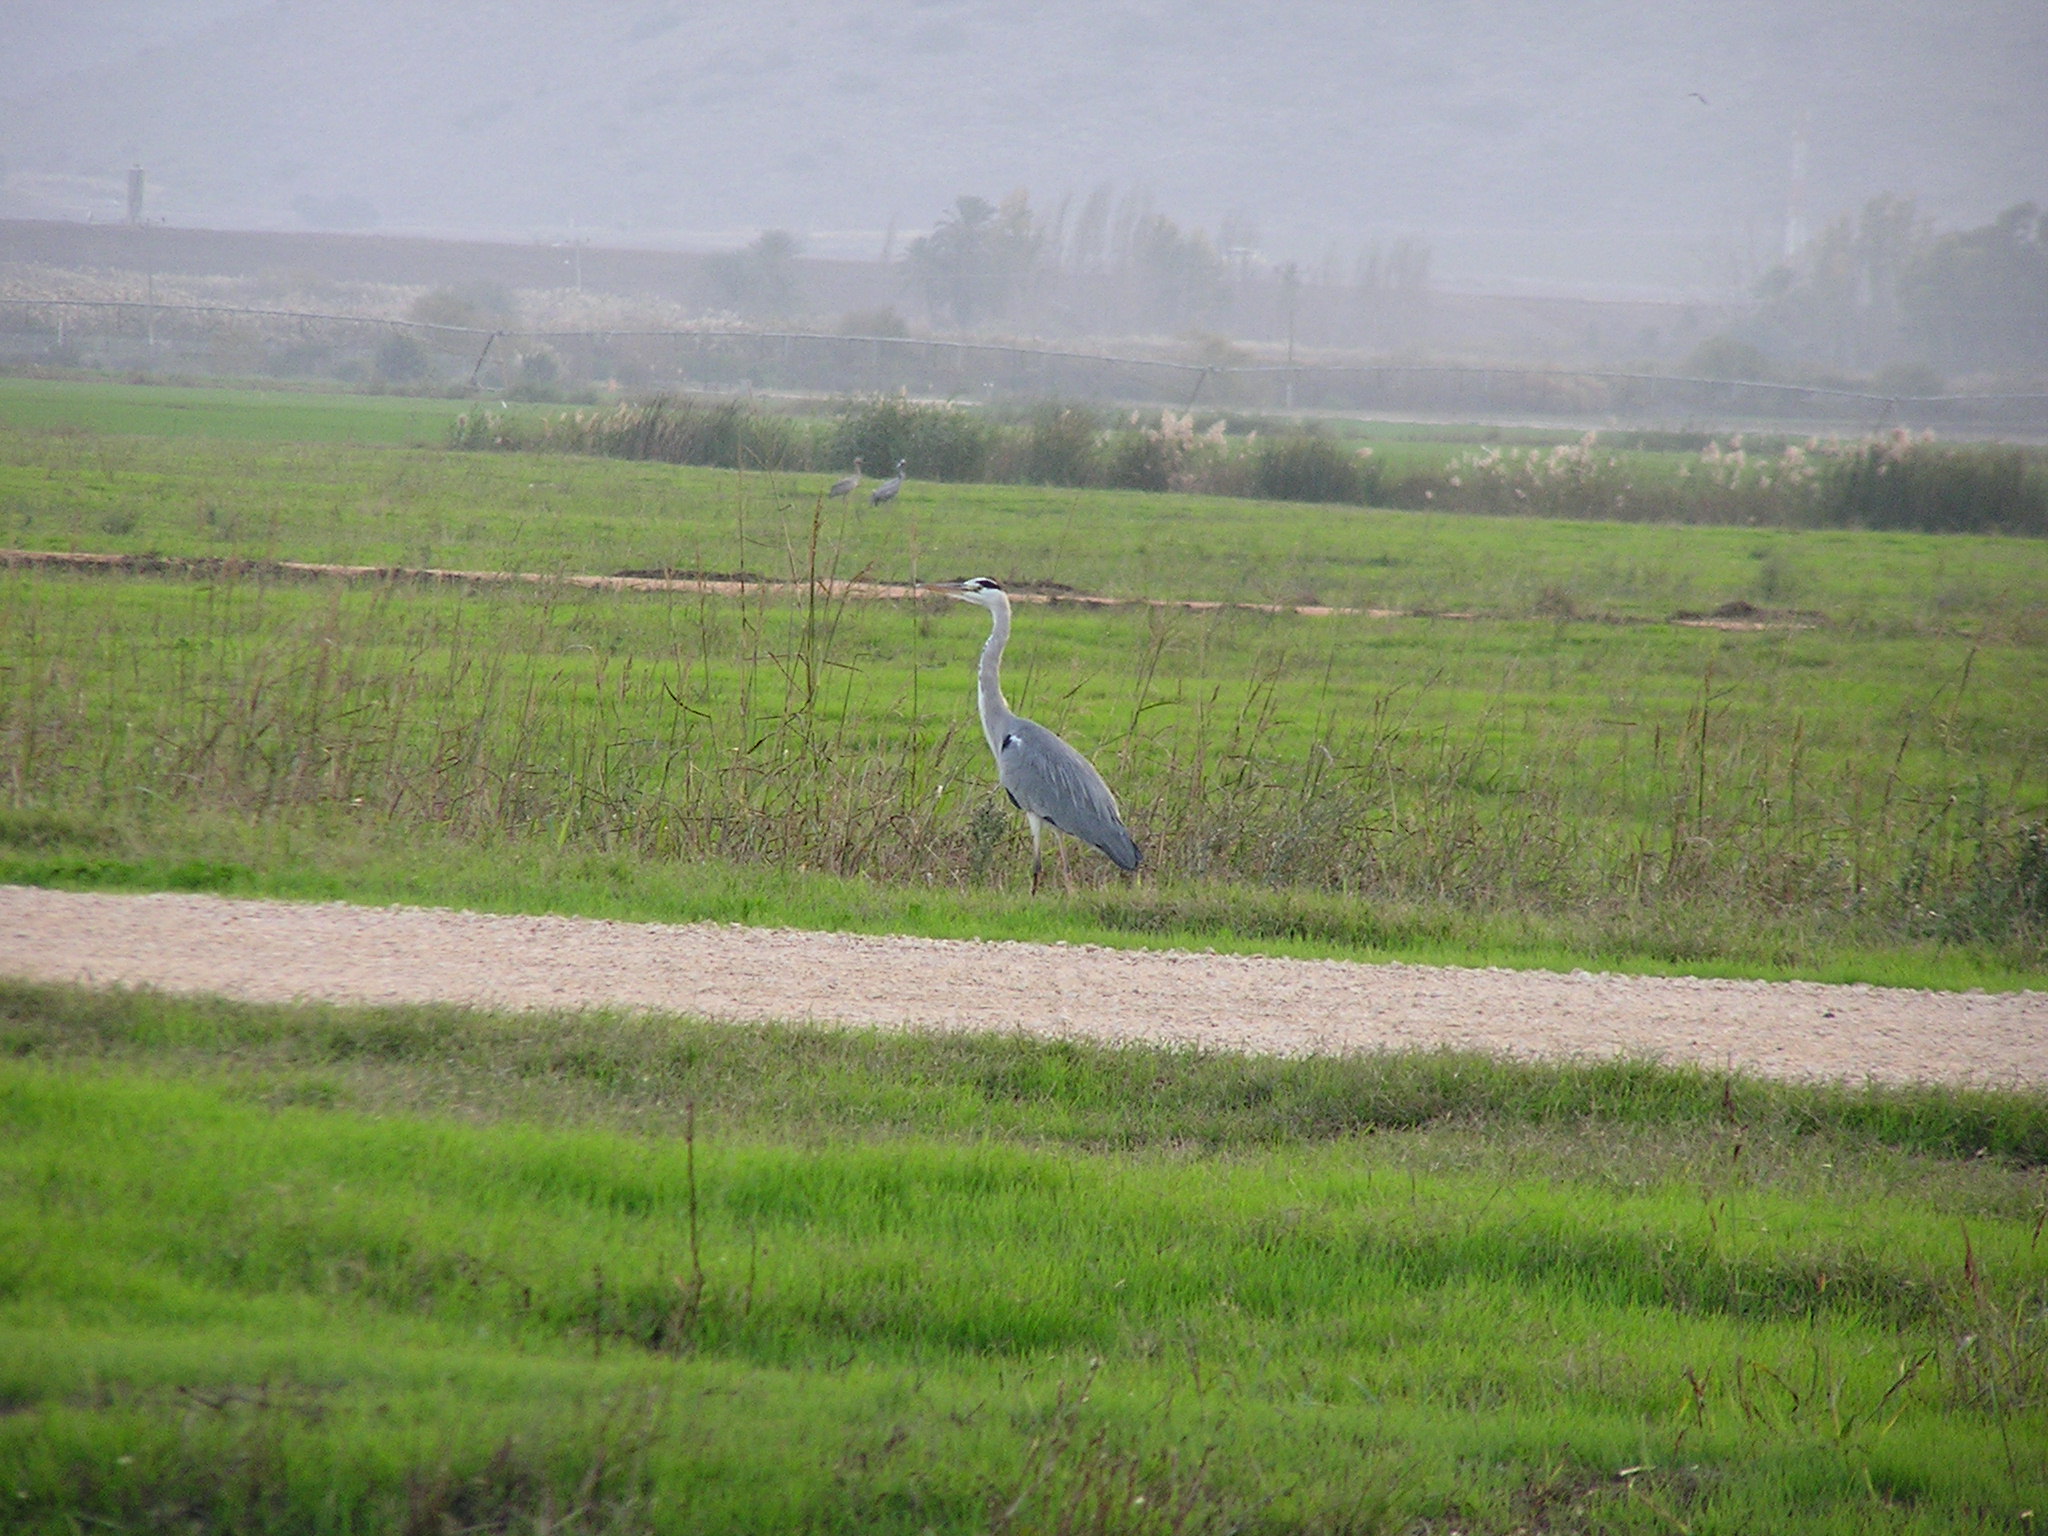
<box><xmin>451</xmin><ymin>395</ymin><xmax>2048</xmax><ymax>534</ymax></box>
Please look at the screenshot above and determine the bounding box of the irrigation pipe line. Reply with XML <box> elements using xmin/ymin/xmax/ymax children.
<box><xmin>5</xmin><ymin>296</ymin><xmax>2045</xmax><ymax>409</ymax></box>
<box><xmin>0</xmin><ymin>548</ymin><xmax>1815</xmax><ymax>631</ymax></box>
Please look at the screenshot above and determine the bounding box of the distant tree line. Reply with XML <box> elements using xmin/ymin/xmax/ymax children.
<box><xmin>1744</xmin><ymin>197</ymin><xmax>2048</xmax><ymax>382</ymax></box>
<box><xmin>901</xmin><ymin>185</ymin><xmax>1430</xmax><ymax>343</ymax></box>
<box><xmin>709</xmin><ymin>188</ymin><xmax>2041</xmax><ymax>381</ymax></box>
<box><xmin>676</xmin><ymin>183</ymin><xmax>1434</xmax><ymax>349</ymax></box>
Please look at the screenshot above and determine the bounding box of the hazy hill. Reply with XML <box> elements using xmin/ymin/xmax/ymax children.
<box><xmin>3</xmin><ymin>0</ymin><xmax>2043</xmax><ymax>295</ymax></box>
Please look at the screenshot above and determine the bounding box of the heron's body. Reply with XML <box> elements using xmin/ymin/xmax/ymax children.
<box><xmin>932</xmin><ymin>577</ymin><xmax>1140</xmax><ymax>889</ymax></box>
<box><xmin>869</xmin><ymin>459</ymin><xmax>907</xmax><ymax>506</ymax></box>
<box><xmin>826</xmin><ymin>457</ymin><xmax>863</xmax><ymax>498</ymax></box>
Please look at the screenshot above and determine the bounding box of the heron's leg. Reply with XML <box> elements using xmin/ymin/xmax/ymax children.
<box><xmin>1027</xmin><ymin>813</ymin><xmax>1045</xmax><ymax>895</ymax></box>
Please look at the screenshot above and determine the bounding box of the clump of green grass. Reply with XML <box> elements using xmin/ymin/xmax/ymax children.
<box><xmin>9</xmin><ymin>978</ymin><xmax>2048</xmax><ymax>1159</ymax></box>
<box><xmin>1939</xmin><ymin>820</ymin><xmax>2048</xmax><ymax>944</ymax></box>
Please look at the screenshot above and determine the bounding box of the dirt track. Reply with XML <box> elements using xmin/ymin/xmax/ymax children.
<box><xmin>0</xmin><ymin>549</ymin><xmax>1811</xmax><ymax>630</ymax></box>
<box><xmin>4</xmin><ymin>886</ymin><xmax>2044</xmax><ymax>1088</ymax></box>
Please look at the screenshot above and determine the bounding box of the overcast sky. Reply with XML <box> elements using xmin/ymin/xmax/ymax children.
<box><xmin>3</xmin><ymin>0</ymin><xmax>2043</xmax><ymax>295</ymax></box>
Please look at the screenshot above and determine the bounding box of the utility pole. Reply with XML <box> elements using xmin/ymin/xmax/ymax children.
<box><xmin>1281</xmin><ymin>262</ymin><xmax>1300</xmax><ymax>411</ymax></box>
<box><xmin>127</xmin><ymin>165</ymin><xmax>153</xmax><ymax>362</ymax></box>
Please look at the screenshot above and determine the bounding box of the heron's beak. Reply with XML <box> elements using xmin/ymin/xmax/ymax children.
<box><xmin>923</xmin><ymin>580</ymin><xmax>974</xmax><ymax>600</ymax></box>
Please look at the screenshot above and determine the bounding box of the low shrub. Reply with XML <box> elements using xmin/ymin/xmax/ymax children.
<box><xmin>450</xmin><ymin>397</ymin><xmax>804</xmax><ymax>470</ymax></box>
<box><xmin>831</xmin><ymin>395</ymin><xmax>991</xmax><ymax>483</ymax></box>
<box><xmin>1253</xmin><ymin>432</ymin><xmax>1373</xmax><ymax>504</ymax></box>
<box><xmin>508</xmin><ymin>345</ymin><xmax>566</xmax><ymax>402</ymax></box>
<box><xmin>1103</xmin><ymin>426</ymin><xmax>1173</xmax><ymax>491</ymax></box>
<box><xmin>1015</xmin><ymin>402</ymin><xmax>1102</xmax><ymax>487</ymax></box>
<box><xmin>372</xmin><ymin>332</ymin><xmax>431</xmax><ymax>385</ymax></box>
<box><xmin>838</xmin><ymin>306</ymin><xmax>909</xmax><ymax>338</ymax></box>
<box><xmin>1103</xmin><ymin>410</ymin><xmax>1232</xmax><ymax>493</ymax></box>
<box><xmin>1815</xmin><ymin>433</ymin><xmax>2047</xmax><ymax>535</ymax></box>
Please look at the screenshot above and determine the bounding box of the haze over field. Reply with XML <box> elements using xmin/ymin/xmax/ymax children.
<box><xmin>3</xmin><ymin>0</ymin><xmax>2043</xmax><ymax>295</ymax></box>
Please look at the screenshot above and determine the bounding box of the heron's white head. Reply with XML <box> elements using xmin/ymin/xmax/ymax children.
<box><xmin>929</xmin><ymin>576</ymin><xmax>1006</xmax><ymax>612</ymax></box>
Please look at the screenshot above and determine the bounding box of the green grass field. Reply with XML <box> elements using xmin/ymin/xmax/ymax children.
<box><xmin>6</xmin><ymin>379</ymin><xmax>2047</xmax><ymax>625</ymax></box>
<box><xmin>2</xmin><ymin>375</ymin><xmax>2043</xmax><ymax>983</ymax></box>
<box><xmin>4</xmin><ymin>981</ymin><xmax>2045</xmax><ymax>1533</ymax></box>
<box><xmin>0</xmin><ymin>376</ymin><xmax>489</xmax><ymax>444</ymax></box>
<box><xmin>3</xmin><ymin>560</ymin><xmax>2043</xmax><ymax>985</ymax></box>
<box><xmin>2</xmin><ymin>377</ymin><xmax>2046</xmax><ymax>1529</ymax></box>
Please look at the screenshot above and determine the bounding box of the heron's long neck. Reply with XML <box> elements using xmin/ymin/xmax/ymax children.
<box><xmin>976</xmin><ymin>597</ymin><xmax>1012</xmax><ymax>755</ymax></box>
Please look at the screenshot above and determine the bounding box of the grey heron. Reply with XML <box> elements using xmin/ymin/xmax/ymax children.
<box><xmin>869</xmin><ymin>459</ymin><xmax>907</xmax><ymax>506</ymax></box>
<box><xmin>826</xmin><ymin>456</ymin><xmax>864</xmax><ymax>498</ymax></box>
<box><xmin>929</xmin><ymin>577</ymin><xmax>1140</xmax><ymax>892</ymax></box>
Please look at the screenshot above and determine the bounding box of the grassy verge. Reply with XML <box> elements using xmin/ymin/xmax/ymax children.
<box><xmin>5</xmin><ymin>814</ymin><xmax>2045</xmax><ymax>992</ymax></box>
<box><xmin>4</xmin><ymin>980</ymin><xmax>2046</xmax><ymax>1533</ymax></box>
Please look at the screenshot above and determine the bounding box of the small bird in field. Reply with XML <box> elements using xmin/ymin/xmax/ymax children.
<box><xmin>869</xmin><ymin>458</ymin><xmax>907</xmax><ymax>506</ymax></box>
<box><xmin>826</xmin><ymin>456</ymin><xmax>863</xmax><ymax>498</ymax></box>
<box><xmin>928</xmin><ymin>576</ymin><xmax>1141</xmax><ymax>893</ymax></box>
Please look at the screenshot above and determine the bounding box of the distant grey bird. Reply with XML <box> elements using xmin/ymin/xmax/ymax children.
<box><xmin>826</xmin><ymin>456</ymin><xmax>864</xmax><ymax>498</ymax></box>
<box><xmin>869</xmin><ymin>458</ymin><xmax>907</xmax><ymax>506</ymax></box>
<box><xmin>930</xmin><ymin>577</ymin><xmax>1141</xmax><ymax>892</ymax></box>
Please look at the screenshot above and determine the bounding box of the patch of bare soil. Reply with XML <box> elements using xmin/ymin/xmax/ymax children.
<box><xmin>4</xmin><ymin>887</ymin><xmax>2041</xmax><ymax>1088</ymax></box>
<box><xmin>1670</xmin><ymin>598</ymin><xmax>1827</xmax><ymax>631</ymax></box>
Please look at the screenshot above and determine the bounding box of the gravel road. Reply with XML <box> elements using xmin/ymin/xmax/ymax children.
<box><xmin>5</xmin><ymin>886</ymin><xmax>2044</xmax><ymax>1088</ymax></box>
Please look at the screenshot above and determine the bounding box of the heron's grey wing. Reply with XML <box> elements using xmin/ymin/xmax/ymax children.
<box><xmin>998</xmin><ymin>719</ymin><xmax>1141</xmax><ymax>870</ymax></box>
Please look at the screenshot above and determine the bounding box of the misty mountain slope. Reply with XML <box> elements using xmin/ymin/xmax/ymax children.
<box><xmin>3</xmin><ymin>0</ymin><xmax>2042</xmax><ymax>292</ymax></box>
